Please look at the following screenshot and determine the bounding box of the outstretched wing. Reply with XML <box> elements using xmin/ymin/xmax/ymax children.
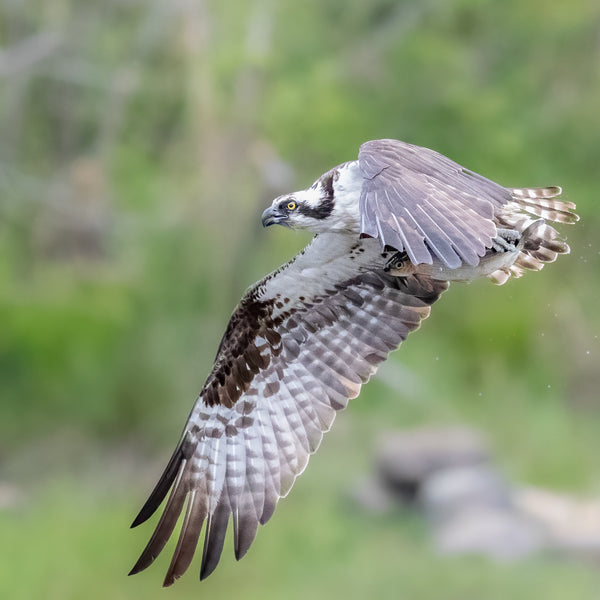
<box><xmin>358</xmin><ymin>139</ymin><xmax>511</xmax><ymax>269</ymax></box>
<box><xmin>129</xmin><ymin>234</ymin><xmax>448</xmax><ymax>586</ymax></box>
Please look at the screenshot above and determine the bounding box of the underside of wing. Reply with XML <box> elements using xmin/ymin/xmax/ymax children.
<box><xmin>129</xmin><ymin>236</ymin><xmax>448</xmax><ymax>585</ymax></box>
<box><xmin>358</xmin><ymin>139</ymin><xmax>512</xmax><ymax>269</ymax></box>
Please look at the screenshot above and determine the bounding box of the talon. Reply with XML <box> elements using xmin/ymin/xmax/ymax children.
<box><xmin>491</xmin><ymin>228</ymin><xmax>520</xmax><ymax>252</ymax></box>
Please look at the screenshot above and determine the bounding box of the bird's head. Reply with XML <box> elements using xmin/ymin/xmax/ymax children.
<box><xmin>261</xmin><ymin>164</ymin><xmax>360</xmax><ymax>234</ymax></box>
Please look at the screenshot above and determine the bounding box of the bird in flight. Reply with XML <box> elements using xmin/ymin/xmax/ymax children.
<box><xmin>129</xmin><ymin>138</ymin><xmax>578</xmax><ymax>586</ymax></box>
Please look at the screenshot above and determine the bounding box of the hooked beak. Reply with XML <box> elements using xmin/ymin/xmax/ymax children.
<box><xmin>261</xmin><ymin>206</ymin><xmax>287</xmax><ymax>228</ymax></box>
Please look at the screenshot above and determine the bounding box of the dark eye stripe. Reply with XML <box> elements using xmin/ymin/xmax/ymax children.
<box><xmin>297</xmin><ymin>196</ymin><xmax>334</xmax><ymax>220</ymax></box>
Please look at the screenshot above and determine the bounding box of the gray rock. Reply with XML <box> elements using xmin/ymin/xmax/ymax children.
<box><xmin>354</xmin><ymin>425</ymin><xmax>600</xmax><ymax>565</ymax></box>
<box><xmin>422</xmin><ymin>464</ymin><xmax>512</xmax><ymax>523</ymax></box>
<box><xmin>432</xmin><ymin>505</ymin><xmax>544</xmax><ymax>560</ymax></box>
<box><xmin>515</xmin><ymin>486</ymin><xmax>600</xmax><ymax>562</ymax></box>
<box><xmin>347</xmin><ymin>475</ymin><xmax>396</xmax><ymax>515</ymax></box>
<box><xmin>375</xmin><ymin>427</ymin><xmax>490</xmax><ymax>503</ymax></box>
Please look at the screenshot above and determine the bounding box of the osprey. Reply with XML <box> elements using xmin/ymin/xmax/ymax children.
<box><xmin>129</xmin><ymin>139</ymin><xmax>578</xmax><ymax>586</ymax></box>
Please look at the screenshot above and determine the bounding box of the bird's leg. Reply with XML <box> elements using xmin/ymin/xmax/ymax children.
<box><xmin>491</xmin><ymin>228</ymin><xmax>520</xmax><ymax>252</ymax></box>
<box><xmin>384</xmin><ymin>251</ymin><xmax>415</xmax><ymax>276</ymax></box>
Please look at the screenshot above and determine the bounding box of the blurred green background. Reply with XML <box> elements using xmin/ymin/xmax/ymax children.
<box><xmin>1</xmin><ymin>0</ymin><xmax>599</xmax><ymax>598</ymax></box>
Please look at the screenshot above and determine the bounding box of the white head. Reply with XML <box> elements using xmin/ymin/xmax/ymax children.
<box><xmin>261</xmin><ymin>162</ymin><xmax>361</xmax><ymax>234</ymax></box>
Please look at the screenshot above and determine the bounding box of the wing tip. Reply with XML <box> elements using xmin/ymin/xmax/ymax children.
<box><xmin>131</xmin><ymin>438</ymin><xmax>188</xmax><ymax>529</ymax></box>
<box><xmin>127</xmin><ymin>564</ymin><xmax>143</xmax><ymax>577</ymax></box>
<box><xmin>160</xmin><ymin>489</ymin><xmax>207</xmax><ymax>586</ymax></box>
<box><xmin>128</xmin><ymin>550</ymin><xmax>158</xmax><ymax>577</ymax></box>
<box><xmin>130</xmin><ymin>512</ymin><xmax>148</xmax><ymax>529</ymax></box>
<box><xmin>199</xmin><ymin>497</ymin><xmax>231</xmax><ymax>581</ymax></box>
<box><xmin>233</xmin><ymin>519</ymin><xmax>259</xmax><ymax>562</ymax></box>
<box><xmin>199</xmin><ymin>557</ymin><xmax>219</xmax><ymax>581</ymax></box>
<box><xmin>162</xmin><ymin>573</ymin><xmax>179</xmax><ymax>588</ymax></box>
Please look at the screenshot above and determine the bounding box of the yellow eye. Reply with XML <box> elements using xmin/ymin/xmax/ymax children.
<box><xmin>287</xmin><ymin>201</ymin><xmax>296</xmax><ymax>211</ymax></box>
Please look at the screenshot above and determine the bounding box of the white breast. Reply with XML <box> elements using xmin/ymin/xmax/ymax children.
<box><xmin>261</xmin><ymin>233</ymin><xmax>384</xmax><ymax>315</ymax></box>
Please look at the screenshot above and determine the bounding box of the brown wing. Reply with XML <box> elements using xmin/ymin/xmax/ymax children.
<box><xmin>129</xmin><ymin>238</ymin><xmax>448</xmax><ymax>586</ymax></box>
<box><xmin>358</xmin><ymin>139</ymin><xmax>511</xmax><ymax>268</ymax></box>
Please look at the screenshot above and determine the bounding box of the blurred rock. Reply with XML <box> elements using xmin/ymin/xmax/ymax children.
<box><xmin>515</xmin><ymin>487</ymin><xmax>600</xmax><ymax>562</ymax></box>
<box><xmin>423</xmin><ymin>465</ymin><xmax>543</xmax><ymax>560</ymax></box>
<box><xmin>432</xmin><ymin>505</ymin><xmax>544</xmax><ymax>560</ymax></box>
<box><xmin>375</xmin><ymin>426</ymin><xmax>491</xmax><ymax>503</ymax></box>
<box><xmin>428</xmin><ymin>471</ymin><xmax>600</xmax><ymax>564</ymax></box>
<box><xmin>347</xmin><ymin>475</ymin><xmax>396</xmax><ymax>515</ymax></box>
<box><xmin>422</xmin><ymin>464</ymin><xmax>512</xmax><ymax>523</ymax></box>
<box><xmin>351</xmin><ymin>425</ymin><xmax>600</xmax><ymax>566</ymax></box>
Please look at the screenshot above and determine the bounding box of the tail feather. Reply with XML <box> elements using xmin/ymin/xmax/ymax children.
<box><xmin>486</xmin><ymin>186</ymin><xmax>578</xmax><ymax>285</ymax></box>
<box><xmin>508</xmin><ymin>187</ymin><xmax>579</xmax><ymax>224</ymax></box>
<box><xmin>488</xmin><ymin>218</ymin><xmax>573</xmax><ymax>286</ymax></box>
<box><xmin>509</xmin><ymin>186</ymin><xmax>562</xmax><ymax>199</ymax></box>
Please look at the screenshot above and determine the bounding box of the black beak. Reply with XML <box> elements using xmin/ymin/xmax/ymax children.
<box><xmin>261</xmin><ymin>206</ymin><xmax>286</xmax><ymax>228</ymax></box>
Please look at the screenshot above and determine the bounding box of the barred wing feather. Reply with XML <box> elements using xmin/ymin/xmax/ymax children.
<box><xmin>129</xmin><ymin>235</ymin><xmax>447</xmax><ymax>585</ymax></box>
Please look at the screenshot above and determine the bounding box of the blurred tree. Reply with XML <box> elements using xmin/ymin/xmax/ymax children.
<box><xmin>0</xmin><ymin>0</ymin><xmax>597</xmax><ymax>466</ymax></box>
